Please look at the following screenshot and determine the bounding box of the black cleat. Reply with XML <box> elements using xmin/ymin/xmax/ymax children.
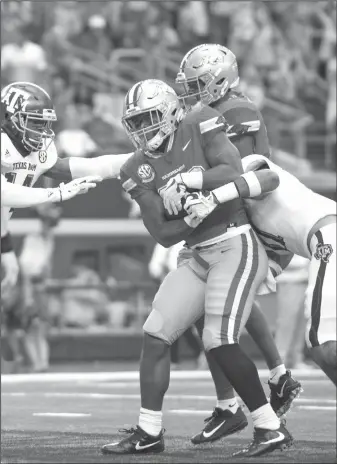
<box><xmin>269</xmin><ymin>370</ymin><xmax>302</xmax><ymax>417</ymax></box>
<box><xmin>191</xmin><ymin>407</ymin><xmax>248</xmax><ymax>444</ymax></box>
<box><xmin>101</xmin><ymin>426</ymin><xmax>165</xmax><ymax>455</ymax></box>
<box><xmin>232</xmin><ymin>423</ymin><xmax>293</xmax><ymax>457</ymax></box>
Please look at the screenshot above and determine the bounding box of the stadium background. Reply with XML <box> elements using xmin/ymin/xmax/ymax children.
<box><xmin>2</xmin><ymin>0</ymin><xmax>336</xmax><ymax>367</ymax></box>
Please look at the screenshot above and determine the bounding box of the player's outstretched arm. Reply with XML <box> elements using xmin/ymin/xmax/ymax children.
<box><xmin>135</xmin><ymin>190</ymin><xmax>198</xmax><ymax>248</ymax></box>
<box><xmin>1</xmin><ymin>174</ymin><xmax>101</xmax><ymax>208</ymax></box>
<box><xmin>212</xmin><ymin>168</ymin><xmax>280</xmax><ymax>204</ymax></box>
<box><xmin>43</xmin><ymin>153</ymin><xmax>134</xmax><ymax>181</ymax></box>
<box><xmin>184</xmin><ymin>169</ymin><xmax>279</xmax><ymax>221</ymax></box>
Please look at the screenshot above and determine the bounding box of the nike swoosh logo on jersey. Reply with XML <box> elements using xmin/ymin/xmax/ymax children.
<box><xmin>261</xmin><ymin>432</ymin><xmax>285</xmax><ymax>445</ymax></box>
<box><xmin>276</xmin><ymin>381</ymin><xmax>287</xmax><ymax>398</ymax></box>
<box><xmin>182</xmin><ymin>139</ymin><xmax>191</xmax><ymax>151</ymax></box>
<box><xmin>135</xmin><ymin>440</ymin><xmax>161</xmax><ymax>450</ymax></box>
<box><xmin>203</xmin><ymin>419</ymin><xmax>227</xmax><ymax>438</ymax></box>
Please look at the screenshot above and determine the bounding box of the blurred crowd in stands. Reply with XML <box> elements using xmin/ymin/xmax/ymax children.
<box><xmin>2</xmin><ymin>1</ymin><xmax>336</xmax><ymax>156</ymax></box>
<box><xmin>3</xmin><ymin>1</ymin><xmax>333</xmax><ymax>371</ymax></box>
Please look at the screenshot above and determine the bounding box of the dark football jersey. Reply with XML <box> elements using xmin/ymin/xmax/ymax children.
<box><xmin>214</xmin><ymin>90</ymin><xmax>270</xmax><ymax>159</ymax></box>
<box><xmin>120</xmin><ymin>104</ymin><xmax>248</xmax><ymax>247</ymax></box>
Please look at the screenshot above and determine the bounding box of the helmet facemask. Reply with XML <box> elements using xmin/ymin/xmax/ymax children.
<box><xmin>123</xmin><ymin>102</ymin><xmax>177</xmax><ymax>153</ymax></box>
<box><xmin>12</xmin><ymin>108</ymin><xmax>57</xmax><ymax>151</ymax></box>
<box><xmin>177</xmin><ymin>70</ymin><xmax>233</xmax><ymax>107</ymax></box>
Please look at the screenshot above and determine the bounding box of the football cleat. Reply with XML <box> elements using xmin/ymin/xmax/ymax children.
<box><xmin>268</xmin><ymin>370</ymin><xmax>302</xmax><ymax>417</ymax></box>
<box><xmin>101</xmin><ymin>426</ymin><xmax>165</xmax><ymax>455</ymax></box>
<box><xmin>232</xmin><ymin>423</ymin><xmax>293</xmax><ymax>457</ymax></box>
<box><xmin>191</xmin><ymin>407</ymin><xmax>248</xmax><ymax>444</ymax></box>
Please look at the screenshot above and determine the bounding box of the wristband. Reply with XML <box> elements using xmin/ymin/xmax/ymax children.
<box><xmin>1</xmin><ymin>233</ymin><xmax>13</xmax><ymax>254</ymax></box>
<box><xmin>234</xmin><ymin>171</ymin><xmax>262</xmax><ymax>198</ymax></box>
<box><xmin>180</xmin><ymin>171</ymin><xmax>203</xmax><ymax>190</ymax></box>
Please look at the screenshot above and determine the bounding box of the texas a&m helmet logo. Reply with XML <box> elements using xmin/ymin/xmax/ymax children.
<box><xmin>314</xmin><ymin>243</ymin><xmax>333</xmax><ymax>263</ymax></box>
<box><xmin>137</xmin><ymin>164</ymin><xmax>155</xmax><ymax>183</ymax></box>
<box><xmin>39</xmin><ymin>150</ymin><xmax>47</xmax><ymax>163</ymax></box>
<box><xmin>1</xmin><ymin>86</ymin><xmax>30</xmax><ymax>113</ymax></box>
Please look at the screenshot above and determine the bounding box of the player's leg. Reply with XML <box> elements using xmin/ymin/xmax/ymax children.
<box><xmin>203</xmin><ymin>230</ymin><xmax>292</xmax><ymax>457</ymax></box>
<box><xmin>102</xmin><ymin>263</ymin><xmax>206</xmax><ymax>455</ymax></box>
<box><xmin>245</xmin><ymin>300</ymin><xmax>302</xmax><ymax>416</ymax></box>
<box><xmin>306</xmin><ymin>224</ymin><xmax>336</xmax><ymax>385</ymax></box>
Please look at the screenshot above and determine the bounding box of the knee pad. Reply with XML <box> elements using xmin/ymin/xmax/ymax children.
<box><xmin>143</xmin><ymin>309</ymin><xmax>171</xmax><ymax>345</ymax></box>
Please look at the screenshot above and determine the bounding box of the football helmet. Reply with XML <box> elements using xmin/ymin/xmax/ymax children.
<box><xmin>176</xmin><ymin>44</ymin><xmax>239</xmax><ymax>105</ymax></box>
<box><xmin>122</xmin><ymin>79</ymin><xmax>183</xmax><ymax>154</ymax></box>
<box><xmin>1</xmin><ymin>82</ymin><xmax>57</xmax><ymax>152</ymax></box>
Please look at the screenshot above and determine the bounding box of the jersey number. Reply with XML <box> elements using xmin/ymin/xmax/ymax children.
<box><xmin>5</xmin><ymin>172</ymin><xmax>34</xmax><ymax>187</ymax></box>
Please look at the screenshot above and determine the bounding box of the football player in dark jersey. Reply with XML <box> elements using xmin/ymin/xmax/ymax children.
<box><xmin>175</xmin><ymin>44</ymin><xmax>301</xmax><ymax>450</ymax></box>
<box><xmin>101</xmin><ymin>79</ymin><xmax>292</xmax><ymax>458</ymax></box>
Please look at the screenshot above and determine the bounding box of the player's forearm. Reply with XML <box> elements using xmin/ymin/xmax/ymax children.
<box><xmin>69</xmin><ymin>153</ymin><xmax>134</xmax><ymax>180</ymax></box>
<box><xmin>144</xmin><ymin>217</ymin><xmax>194</xmax><ymax>248</ymax></box>
<box><xmin>212</xmin><ymin>170</ymin><xmax>279</xmax><ymax>203</ymax></box>
<box><xmin>1</xmin><ymin>182</ymin><xmax>55</xmax><ymax>208</ymax></box>
<box><xmin>180</xmin><ymin>165</ymin><xmax>241</xmax><ymax>191</ymax></box>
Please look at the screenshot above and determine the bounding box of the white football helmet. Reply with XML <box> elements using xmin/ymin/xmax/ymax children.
<box><xmin>122</xmin><ymin>79</ymin><xmax>183</xmax><ymax>154</ymax></box>
<box><xmin>176</xmin><ymin>44</ymin><xmax>239</xmax><ymax>105</ymax></box>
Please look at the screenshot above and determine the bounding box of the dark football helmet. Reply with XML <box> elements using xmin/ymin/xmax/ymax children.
<box><xmin>1</xmin><ymin>82</ymin><xmax>57</xmax><ymax>152</ymax></box>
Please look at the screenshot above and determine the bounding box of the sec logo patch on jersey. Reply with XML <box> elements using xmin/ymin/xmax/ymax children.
<box><xmin>39</xmin><ymin>151</ymin><xmax>47</xmax><ymax>163</ymax></box>
<box><xmin>137</xmin><ymin>164</ymin><xmax>155</xmax><ymax>183</ymax></box>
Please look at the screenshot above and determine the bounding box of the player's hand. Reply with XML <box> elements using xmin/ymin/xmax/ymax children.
<box><xmin>159</xmin><ymin>175</ymin><xmax>187</xmax><ymax>215</ymax></box>
<box><xmin>1</xmin><ymin>250</ymin><xmax>19</xmax><ymax>300</ymax></box>
<box><xmin>184</xmin><ymin>191</ymin><xmax>219</xmax><ymax>221</ymax></box>
<box><xmin>49</xmin><ymin>176</ymin><xmax>103</xmax><ymax>203</ymax></box>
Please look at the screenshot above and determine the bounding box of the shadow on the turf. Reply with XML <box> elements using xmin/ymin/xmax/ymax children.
<box><xmin>1</xmin><ymin>430</ymin><xmax>336</xmax><ymax>464</ymax></box>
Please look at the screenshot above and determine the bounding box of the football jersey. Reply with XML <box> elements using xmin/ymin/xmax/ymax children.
<box><xmin>1</xmin><ymin>130</ymin><xmax>58</xmax><ymax>233</ymax></box>
<box><xmin>121</xmin><ymin>104</ymin><xmax>248</xmax><ymax>246</ymax></box>
<box><xmin>242</xmin><ymin>155</ymin><xmax>336</xmax><ymax>260</ymax></box>
<box><xmin>214</xmin><ymin>90</ymin><xmax>270</xmax><ymax>159</ymax></box>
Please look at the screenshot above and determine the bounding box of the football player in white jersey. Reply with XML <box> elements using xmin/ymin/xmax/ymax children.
<box><xmin>185</xmin><ymin>154</ymin><xmax>336</xmax><ymax>387</ymax></box>
<box><xmin>1</xmin><ymin>81</ymin><xmax>133</xmax><ymax>295</ymax></box>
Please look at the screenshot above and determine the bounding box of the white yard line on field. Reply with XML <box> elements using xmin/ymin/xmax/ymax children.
<box><xmin>33</xmin><ymin>413</ymin><xmax>91</xmax><ymax>417</ymax></box>
<box><xmin>3</xmin><ymin>392</ymin><xmax>336</xmax><ymax>405</ymax></box>
<box><xmin>1</xmin><ymin>368</ymin><xmax>326</xmax><ymax>384</ymax></box>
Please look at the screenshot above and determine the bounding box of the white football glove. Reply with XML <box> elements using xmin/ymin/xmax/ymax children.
<box><xmin>184</xmin><ymin>191</ymin><xmax>219</xmax><ymax>221</ymax></box>
<box><xmin>159</xmin><ymin>174</ymin><xmax>187</xmax><ymax>215</ymax></box>
<box><xmin>49</xmin><ymin>176</ymin><xmax>102</xmax><ymax>203</ymax></box>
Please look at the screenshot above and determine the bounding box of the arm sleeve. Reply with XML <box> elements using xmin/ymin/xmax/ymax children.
<box><xmin>1</xmin><ymin>174</ymin><xmax>54</xmax><ymax>208</ymax></box>
<box><xmin>212</xmin><ymin>169</ymin><xmax>280</xmax><ymax>203</ymax></box>
<box><xmin>120</xmin><ymin>168</ymin><xmax>194</xmax><ymax>248</ymax></box>
<box><xmin>225</xmin><ymin>106</ymin><xmax>271</xmax><ymax>159</ymax></box>
<box><xmin>44</xmin><ymin>153</ymin><xmax>134</xmax><ymax>181</ymax></box>
<box><xmin>180</xmin><ymin>106</ymin><xmax>243</xmax><ymax>190</ymax></box>
<box><xmin>181</xmin><ymin>131</ymin><xmax>243</xmax><ymax>191</ymax></box>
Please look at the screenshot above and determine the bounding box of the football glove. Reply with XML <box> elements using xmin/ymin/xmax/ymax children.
<box><xmin>49</xmin><ymin>176</ymin><xmax>102</xmax><ymax>203</ymax></box>
<box><xmin>159</xmin><ymin>174</ymin><xmax>187</xmax><ymax>215</ymax></box>
<box><xmin>184</xmin><ymin>191</ymin><xmax>219</xmax><ymax>221</ymax></box>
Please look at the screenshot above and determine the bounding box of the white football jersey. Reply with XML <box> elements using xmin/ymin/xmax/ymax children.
<box><xmin>242</xmin><ymin>155</ymin><xmax>336</xmax><ymax>260</ymax></box>
<box><xmin>1</xmin><ymin>131</ymin><xmax>58</xmax><ymax>234</ymax></box>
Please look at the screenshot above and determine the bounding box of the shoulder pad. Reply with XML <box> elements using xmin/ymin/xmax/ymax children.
<box><xmin>43</xmin><ymin>140</ymin><xmax>58</xmax><ymax>170</ymax></box>
<box><xmin>1</xmin><ymin>132</ymin><xmax>15</xmax><ymax>168</ymax></box>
